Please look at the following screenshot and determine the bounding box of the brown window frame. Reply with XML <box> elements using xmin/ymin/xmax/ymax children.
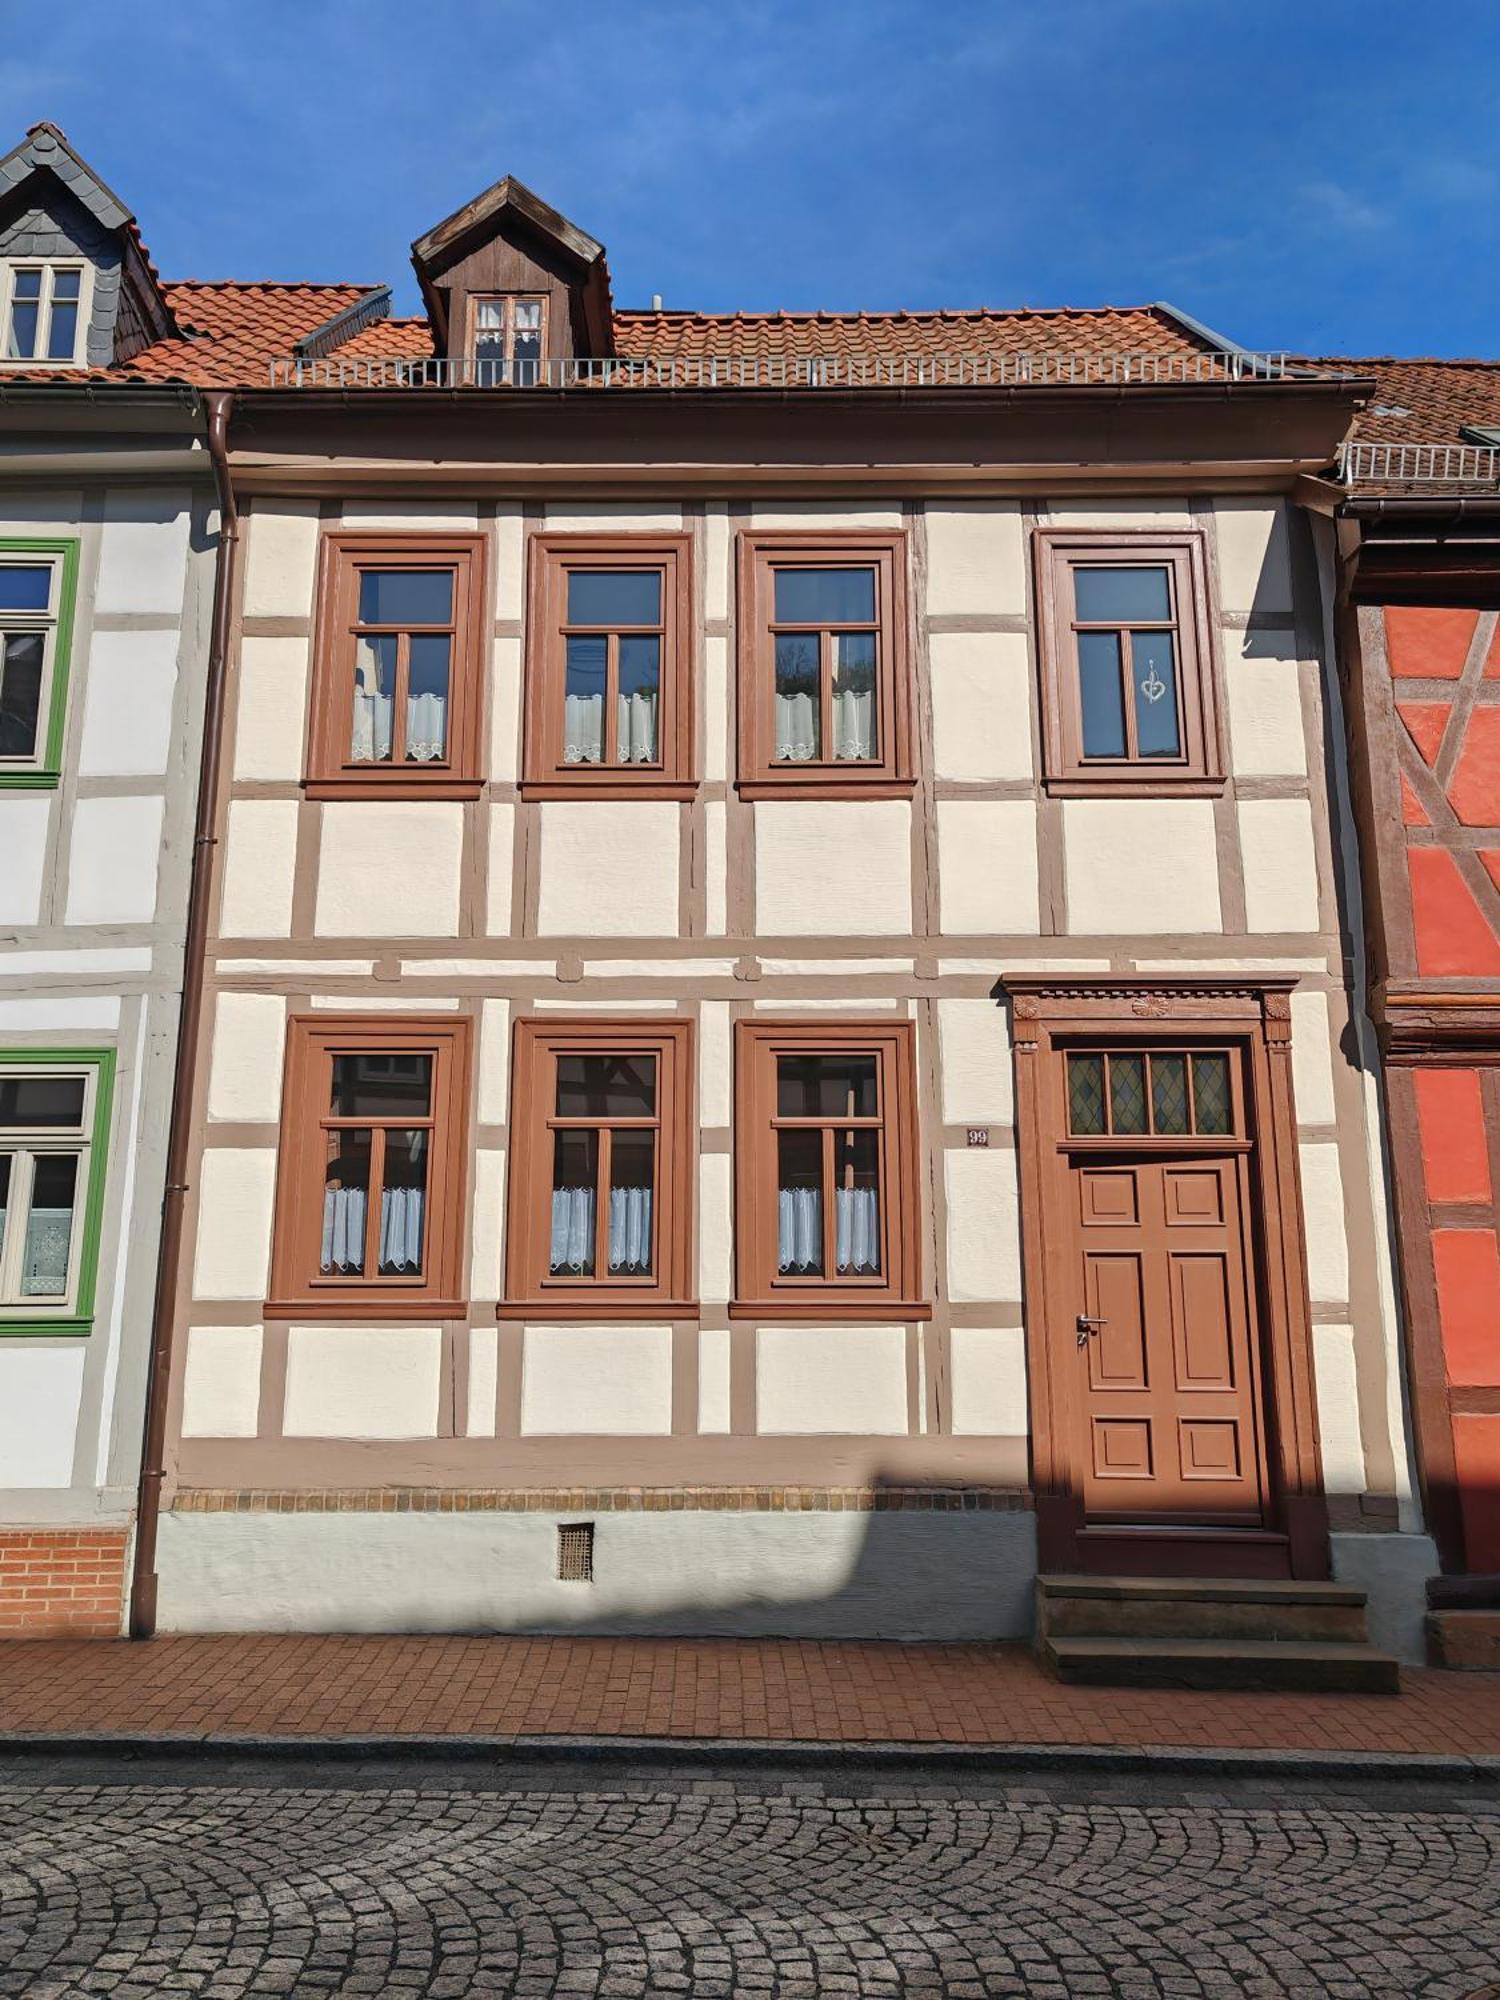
<box><xmin>266</xmin><ymin>1014</ymin><xmax>472</xmax><ymax>1320</ymax></box>
<box><xmin>736</xmin><ymin>530</ymin><xmax>914</xmax><ymax>799</ymax></box>
<box><xmin>521</xmin><ymin>534</ymin><xmax>696</xmax><ymax>799</ymax></box>
<box><xmin>467</xmin><ymin>292</ymin><xmax>548</xmax><ymax>382</ymax></box>
<box><xmin>502</xmin><ymin>1016</ymin><xmax>697</xmax><ymax>1321</ymax></box>
<box><xmin>304</xmin><ymin>532</ymin><xmax>487</xmax><ymax>801</ymax></box>
<box><xmin>1033</xmin><ymin>525</ymin><xmax>1224</xmax><ymax>795</ymax></box>
<box><xmin>732</xmin><ymin>1019</ymin><xmax>929</xmax><ymax>1321</ymax></box>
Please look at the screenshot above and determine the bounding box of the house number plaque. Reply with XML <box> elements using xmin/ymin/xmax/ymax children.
<box><xmin>966</xmin><ymin>1128</ymin><xmax>990</xmax><ymax>1147</ymax></box>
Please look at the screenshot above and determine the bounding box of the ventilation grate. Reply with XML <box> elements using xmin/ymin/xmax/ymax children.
<box><xmin>557</xmin><ymin>1522</ymin><xmax>594</xmax><ymax>1583</ymax></box>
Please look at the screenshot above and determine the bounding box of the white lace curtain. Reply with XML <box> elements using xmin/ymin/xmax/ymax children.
<box><xmin>321</xmin><ymin>1187</ymin><xmax>425</xmax><ymax>1274</ymax></box>
<box><xmin>774</xmin><ymin>688</ymin><xmax>875</xmax><ymax>763</ymax></box>
<box><xmin>350</xmin><ymin>690</ymin><xmax>448</xmax><ymax>764</ymax></box>
<box><xmin>550</xmin><ymin>1185</ymin><xmax>653</xmax><ymax>1273</ymax></box>
<box><xmin>20</xmin><ymin>1208</ymin><xmax>72</xmax><ymax>1296</ymax></box>
<box><xmin>563</xmin><ymin>691</ymin><xmax>659</xmax><ymax>765</ymax></box>
<box><xmin>777</xmin><ymin>1186</ymin><xmax>880</xmax><ymax>1274</ymax></box>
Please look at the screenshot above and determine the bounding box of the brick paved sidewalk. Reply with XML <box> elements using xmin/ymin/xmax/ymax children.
<box><xmin>1</xmin><ymin>1634</ymin><xmax>1498</xmax><ymax>1756</ymax></box>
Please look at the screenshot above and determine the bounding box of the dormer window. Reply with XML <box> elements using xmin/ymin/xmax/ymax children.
<box><xmin>469</xmin><ymin>293</ymin><xmax>545</xmax><ymax>385</ymax></box>
<box><xmin>3</xmin><ymin>262</ymin><xmax>87</xmax><ymax>365</ymax></box>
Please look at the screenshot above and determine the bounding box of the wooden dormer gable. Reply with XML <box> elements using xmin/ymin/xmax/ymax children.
<box><xmin>409</xmin><ymin>175</ymin><xmax>614</xmax><ymax>369</ymax></box>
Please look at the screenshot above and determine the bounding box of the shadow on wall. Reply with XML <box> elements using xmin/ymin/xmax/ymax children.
<box><xmin>154</xmin><ymin>1472</ymin><xmax>1041</xmax><ymax>1643</ymax></box>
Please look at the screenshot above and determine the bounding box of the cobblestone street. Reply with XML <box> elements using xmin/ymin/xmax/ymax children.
<box><xmin>1</xmin><ymin>1760</ymin><xmax>1497</xmax><ymax>1997</ymax></box>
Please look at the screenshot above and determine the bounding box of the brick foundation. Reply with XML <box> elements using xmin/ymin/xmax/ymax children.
<box><xmin>0</xmin><ymin>1529</ymin><xmax>129</xmax><ymax>1638</ymax></box>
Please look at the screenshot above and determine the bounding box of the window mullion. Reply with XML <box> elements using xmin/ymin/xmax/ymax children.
<box><xmin>392</xmin><ymin>631</ymin><xmax>411</xmax><ymax>763</ymax></box>
<box><xmin>0</xmin><ymin>1147</ymin><xmax>32</xmax><ymax>1302</ymax></box>
<box><xmin>820</xmin><ymin>1124</ymin><xmax>836</xmax><ymax>1278</ymax></box>
<box><xmin>818</xmin><ymin>628</ymin><xmax>832</xmax><ymax>765</ymax></box>
<box><xmin>595</xmin><ymin>1125</ymin><xmax>613</xmax><ymax>1278</ymax></box>
<box><xmin>1120</xmin><ymin>629</ymin><xmax>1141</xmax><ymax>761</ymax></box>
<box><xmin>365</xmin><ymin>1127</ymin><xmax>387</xmax><ymax>1277</ymax></box>
<box><xmin>605</xmin><ymin>631</ymin><xmax>620</xmax><ymax>769</ymax></box>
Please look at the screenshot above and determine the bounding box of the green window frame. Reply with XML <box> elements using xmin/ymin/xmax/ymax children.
<box><xmin>0</xmin><ymin>1047</ymin><xmax>115</xmax><ymax>1335</ymax></box>
<box><xmin>0</xmin><ymin>536</ymin><xmax>80</xmax><ymax>789</ymax></box>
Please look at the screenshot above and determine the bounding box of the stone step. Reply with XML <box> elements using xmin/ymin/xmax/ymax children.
<box><xmin>1037</xmin><ymin>1573</ymin><xmax>1369</xmax><ymax>1645</ymax></box>
<box><xmin>1427</xmin><ymin>1609</ymin><xmax>1500</xmax><ymax>1672</ymax></box>
<box><xmin>1042</xmin><ymin>1634</ymin><xmax>1401</xmax><ymax>1694</ymax></box>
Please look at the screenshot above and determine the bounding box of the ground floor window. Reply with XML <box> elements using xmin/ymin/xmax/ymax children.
<box><xmin>0</xmin><ymin>1050</ymin><xmax>114</xmax><ymax>1332</ymax></box>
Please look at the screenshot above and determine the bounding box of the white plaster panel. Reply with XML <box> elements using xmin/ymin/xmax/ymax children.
<box><xmin>544</xmin><ymin>504</ymin><xmax>683</xmax><ymax>531</ymax></box>
<box><xmin>94</xmin><ymin>490</ymin><xmax>190</xmax><ymax>614</ymax></box>
<box><xmin>1239</xmin><ymin>799</ymin><xmax>1321</xmax><ymax>934</ymax></box>
<box><xmin>945</xmin><ymin>1148</ymin><xmax>1022</xmax><ymax>1301</ymax></box>
<box><xmin>0</xmin><ymin>489</ymin><xmax>84</xmax><ymax>524</ymax></box>
<box><xmin>283</xmin><ymin>1324</ymin><xmax>442</xmax><ymax>1439</ymax></box>
<box><xmin>0</xmin><ymin>996</ymin><xmax>119</xmax><ymax>1030</ymax></box>
<box><xmin>180</xmin><ymin>1325</ymin><xmax>263</xmax><ymax>1439</ymax></box>
<box><xmin>753</xmin><ymin>997</ymin><xmax>901</xmax><ymax>1012</ymax></box>
<box><xmin>705</xmin><ymin>801</ymin><xmax>727</xmax><ymax>936</ymax></box>
<box><xmin>233</xmin><ymin>637</ymin><xmax>310</xmax><ymax>781</ymax></box>
<box><xmin>242</xmin><ymin>500</ymin><xmax>320</xmax><ymax>619</ymax></box>
<box><xmin>315</xmin><ymin>803</ymin><xmax>463</xmax><ymax>937</ymax></box>
<box><xmin>1215</xmin><ymin>499</ymin><xmax>1291</xmax><ymax>615</ymax></box>
<box><xmin>218</xmin><ymin>800</ymin><xmax>297</xmax><ymax>938</ymax></box>
<box><xmin>937</xmin><ymin>800</ymin><xmax>1040</xmax><ymax>936</ymax></box>
<box><xmin>937</xmin><ymin>998</ymin><xmax>1013</xmax><ymax>1124</ymax></box>
<box><xmin>477</xmin><ymin>997</ymin><xmax>511</xmax><ymax>1124</ymax></box>
<box><xmin>0</xmin><ymin>795</ymin><xmax>50</xmax><ymax>925</ymax></box>
<box><xmin>1224</xmin><ymin>634</ymin><xmax>1307</xmax><ymax>777</ymax></box>
<box><xmin>64</xmin><ymin>795</ymin><xmax>163</xmax><ymax>925</ymax></box>
<box><xmin>929</xmin><ymin>630</ymin><xmax>1034</xmax><ymax>781</ymax></box>
<box><xmin>520</xmin><ymin>1324</ymin><xmax>673</xmax><ymax>1434</ymax></box>
<box><xmin>1299</xmin><ymin>1141</ymin><xmax>1350</xmax><ymax>1303</ymax></box>
<box><xmin>340</xmin><ymin>501</ymin><xmax>480</xmax><ymax>528</ymax></box>
<box><xmin>699</xmin><ymin>1001</ymin><xmax>731</xmax><ymax>1126</ymax></box>
<box><xmin>489</xmin><ymin>635</ymin><xmax>521</xmax><ymax>783</ymax></box>
<box><xmin>756</xmin><ymin>1324</ymin><xmax>907</xmax><ymax>1435</ymax></box>
<box><xmin>0</xmin><ymin>947</ymin><xmax>151</xmax><ymax>976</ymax></box>
<box><xmin>759</xmin><ymin>958</ymin><xmax>913</xmax><ymax>977</ymax></box>
<box><xmin>1046</xmin><ymin>497</ymin><xmax>1193</xmax><ymax>526</ymax></box>
<box><xmin>494</xmin><ymin>505</ymin><xmax>524</xmax><ymax>621</ymax></box>
<box><xmin>923</xmin><ymin>503</ymin><xmax>1026</xmax><ymax>617</ymax></box>
<box><xmin>536</xmin><ymin>801</ymin><xmax>680</xmax><ymax>937</ymax></box>
<box><xmin>1313</xmin><ymin>1323</ymin><xmax>1366</xmax><ymax>1495</ymax></box>
<box><xmin>749</xmin><ymin>501</ymin><xmax>904</xmax><ymax>528</ymax></box>
<box><xmin>699</xmin><ymin>1154</ymin><xmax>732</xmax><ymax>1304</ymax></box>
<box><xmin>583</xmin><ymin>958</ymin><xmax>735</xmax><ymax>980</ymax></box>
<box><xmin>704</xmin><ymin>632</ymin><xmax>728</xmax><ymax>783</ymax></box>
<box><xmin>950</xmin><ymin>1325</ymin><xmax>1029</xmax><ymax>1435</ymax></box>
<box><xmin>698</xmin><ymin>1326</ymin><xmax>732</xmax><ymax>1434</ymax></box>
<box><xmin>77</xmin><ymin>628</ymin><xmax>178</xmax><ymax>776</ymax></box>
<box><xmin>0</xmin><ymin>1346</ymin><xmax>83</xmax><ymax>1488</ymax></box>
<box><xmin>755</xmin><ymin>800</ymin><xmax>911</xmax><ymax>937</ymax></box>
<box><xmin>467</xmin><ymin>1325</ymin><xmax>499</xmax><ymax>1436</ymax></box>
<box><xmin>309</xmin><ymin>994</ymin><xmax>460</xmax><ymax>1011</ymax></box>
<box><xmin>1063</xmin><ymin>799</ymin><xmax>1222</xmax><ymax>935</ymax></box>
<box><xmin>191</xmin><ymin>1149</ymin><xmax>276</xmax><ymax>1300</ymax></box>
<box><xmin>1290</xmin><ymin>988</ymin><xmax>1338</xmax><ymax>1127</ymax></box>
<box><xmin>207</xmin><ymin>992</ymin><xmax>286</xmax><ymax>1123</ymax></box>
<box><xmin>470</xmin><ymin>1149</ymin><xmax>506</xmax><ymax>1301</ymax></box>
<box><xmin>486</xmin><ymin>803</ymin><xmax>515</xmax><ymax>934</ymax></box>
<box><xmin>703</xmin><ymin>504</ymin><xmax>729</xmax><ymax>622</ymax></box>
<box><xmin>402</xmin><ymin>959</ymin><xmax>553</xmax><ymax>979</ymax></box>
<box><xmin>218</xmin><ymin>958</ymin><xmax>373</xmax><ymax>977</ymax></box>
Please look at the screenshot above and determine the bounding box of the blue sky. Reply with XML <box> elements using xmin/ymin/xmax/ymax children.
<box><xmin>3</xmin><ymin>0</ymin><xmax>1497</xmax><ymax>358</ymax></box>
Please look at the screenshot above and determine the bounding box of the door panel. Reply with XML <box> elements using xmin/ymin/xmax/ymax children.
<box><xmin>1085</xmin><ymin>1253</ymin><xmax>1147</xmax><ymax>1390</ymax></box>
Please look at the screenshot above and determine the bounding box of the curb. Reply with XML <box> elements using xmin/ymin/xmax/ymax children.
<box><xmin>1</xmin><ymin>1732</ymin><xmax>1498</xmax><ymax>1785</ymax></box>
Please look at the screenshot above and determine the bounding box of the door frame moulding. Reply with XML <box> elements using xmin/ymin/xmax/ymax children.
<box><xmin>999</xmin><ymin>973</ymin><xmax>1329</xmax><ymax>1578</ymax></box>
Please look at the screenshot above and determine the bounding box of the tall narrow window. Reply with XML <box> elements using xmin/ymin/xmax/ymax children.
<box><xmin>733</xmin><ymin>1021</ymin><xmax>927</xmax><ymax>1319</ymax></box>
<box><xmin>470</xmin><ymin>293</ymin><xmax>546</xmax><ymax>385</ymax></box>
<box><xmin>305</xmin><ymin>534</ymin><xmax>485</xmax><ymax>798</ymax></box>
<box><xmin>0</xmin><ymin>540</ymin><xmax>76</xmax><ymax>787</ymax></box>
<box><xmin>523</xmin><ymin>536</ymin><xmax>695</xmax><ymax>798</ymax></box>
<box><xmin>1035</xmin><ymin>527</ymin><xmax>1223</xmax><ymax>792</ymax></box>
<box><xmin>268</xmin><ymin>1018</ymin><xmax>471</xmax><ymax>1317</ymax></box>
<box><xmin>504</xmin><ymin>1019</ymin><xmax>695</xmax><ymax>1318</ymax></box>
<box><xmin>738</xmin><ymin>532</ymin><xmax>913</xmax><ymax>796</ymax></box>
<box><xmin>0</xmin><ymin>1053</ymin><xmax>113</xmax><ymax>1331</ymax></box>
<box><xmin>3</xmin><ymin>263</ymin><xmax>87</xmax><ymax>365</ymax></box>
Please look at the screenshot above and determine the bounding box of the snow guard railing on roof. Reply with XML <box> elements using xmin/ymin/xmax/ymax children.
<box><xmin>1339</xmin><ymin>440</ymin><xmax>1500</xmax><ymax>489</ymax></box>
<box><xmin>267</xmin><ymin>349</ymin><xmax>1298</xmax><ymax>391</ymax></box>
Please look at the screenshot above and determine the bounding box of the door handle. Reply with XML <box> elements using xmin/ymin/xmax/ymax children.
<box><xmin>1076</xmin><ymin>1314</ymin><xmax>1106</xmax><ymax>1346</ymax></box>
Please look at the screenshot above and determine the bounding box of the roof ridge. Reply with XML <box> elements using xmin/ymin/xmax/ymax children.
<box><xmin>163</xmin><ymin>278</ymin><xmax>379</xmax><ymax>292</ymax></box>
<box><xmin>611</xmin><ymin>303</ymin><xmax>1165</xmax><ymax>324</ymax></box>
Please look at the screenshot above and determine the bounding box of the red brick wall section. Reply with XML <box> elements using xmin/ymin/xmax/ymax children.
<box><xmin>0</xmin><ymin>1530</ymin><xmax>128</xmax><ymax>1638</ymax></box>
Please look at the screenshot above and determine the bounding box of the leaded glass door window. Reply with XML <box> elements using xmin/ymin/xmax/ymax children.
<box><xmin>1065</xmin><ymin>1049</ymin><xmax>1237</xmax><ymax>1140</ymax></box>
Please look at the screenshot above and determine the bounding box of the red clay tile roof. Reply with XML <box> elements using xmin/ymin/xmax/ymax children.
<box><xmin>1311</xmin><ymin>357</ymin><xmax>1500</xmax><ymax>446</ymax></box>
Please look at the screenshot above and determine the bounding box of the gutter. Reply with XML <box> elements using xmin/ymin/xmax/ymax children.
<box><xmin>129</xmin><ymin>388</ymin><xmax>239</xmax><ymax>1640</ymax></box>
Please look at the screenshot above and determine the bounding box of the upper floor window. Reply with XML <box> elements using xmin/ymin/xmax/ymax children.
<box><xmin>3</xmin><ymin>262</ymin><xmax>87</xmax><ymax>365</ymax></box>
<box><xmin>522</xmin><ymin>534</ymin><xmax>695</xmax><ymax>798</ymax></box>
<box><xmin>0</xmin><ymin>540</ymin><xmax>78</xmax><ymax>788</ymax></box>
<box><xmin>267</xmin><ymin>1016</ymin><xmax>471</xmax><ymax>1318</ymax></box>
<box><xmin>737</xmin><ymin>531</ymin><xmax>913</xmax><ymax>797</ymax></box>
<box><xmin>470</xmin><ymin>293</ymin><xmax>546</xmax><ymax>385</ymax></box>
<box><xmin>0</xmin><ymin>1053</ymin><xmax>114</xmax><ymax>1330</ymax></box>
<box><xmin>304</xmin><ymin>532</ymin><xmax>486</xmax><ymax>799</ymax></box>
<box><xmin>1034</xmin><ymin>527</ymin><xmax>1224</xmax><ymax>793</ymax></box>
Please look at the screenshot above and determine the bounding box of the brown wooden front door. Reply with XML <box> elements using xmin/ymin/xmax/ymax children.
<box><xmin>1064</xmin><ymin>1047</ymin><xmax>1272</xmax><ymax>1535</ymax></box>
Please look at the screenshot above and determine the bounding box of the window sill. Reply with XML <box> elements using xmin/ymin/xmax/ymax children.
<box><xmin>263</xmin><ymin>1296</ymin><xmax>468</xmax><ymax>1321</ymax></box>
<box><xmin>737</xmin><ymin>774</ymin><xmax>916</xmax><ymax>802</ymax></box>
<box><xmin>0</xmin><ymin>1315</ymin><xmax>93</xmax><ymax>1337</ymax></box>
<box><xmin>497</xmin><ymin>1297</ymin><xmax>700</xmax><ymax>1322</ymax></box>
<box><xmin>518</xmin><ymin>777</ymin><xmax>699</xmax><ymax>802</ymax></box>
<box><xmin>1041</xmin><ymin>773</ymin><xmax>1226</xmax><ymax>798</ymax></box>
<box><xmin>729</xmin><ymin>1297</ymin><xmax>932</xmax><ymax>1322</ymax></box>
<box><xmin>0</xmin><ymin>771</ymin><xmax>61</xmax><ymax>791</ymax></box>
<box><xmin>302</xmin><ymin>777</ymin><xmax>483</xmax><ymax>802</ymax></box>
